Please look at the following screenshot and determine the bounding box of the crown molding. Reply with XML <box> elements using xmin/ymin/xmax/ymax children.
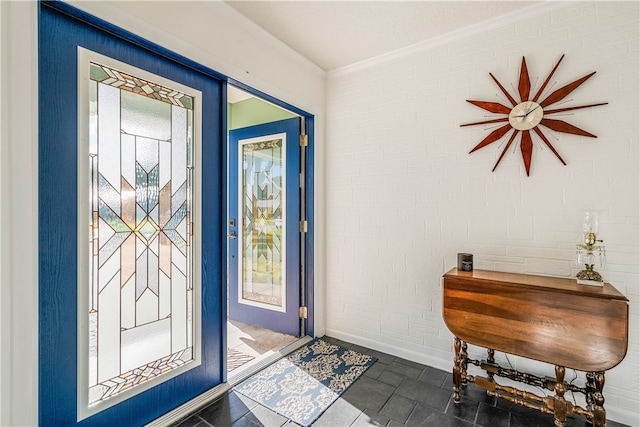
<box><xmin>328</xmin><ymin>1</ymin><xmax>572</xmax><ymax>78</ymax></box>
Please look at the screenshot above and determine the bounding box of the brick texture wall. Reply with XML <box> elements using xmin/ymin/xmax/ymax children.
<box><xmin>324</xmin><ymin>2</ymin><xmax>639</xmax><ymax>424</ymax></box>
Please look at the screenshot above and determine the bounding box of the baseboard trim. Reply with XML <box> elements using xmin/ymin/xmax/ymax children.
<box><xmin>323</xmin><ymin>328</ymin><xmax>452</xmax><ymax>373</ymax></box>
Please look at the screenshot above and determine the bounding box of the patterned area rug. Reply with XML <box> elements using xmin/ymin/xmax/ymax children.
<box><xmin>227</xmin><ymin>347</ymin><xmax>255</xmax><ymax>372</ymax></box>
<box><xmin>234</xmin><ymin>338</ymin><xmax>376</xmax><ymax>426</ymax></box>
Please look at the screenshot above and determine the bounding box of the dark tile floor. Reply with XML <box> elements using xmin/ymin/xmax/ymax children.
<box><xmin>173</xmin><ymin>336</ymin><xmax>629</xmax><ymax>427</ymax></box>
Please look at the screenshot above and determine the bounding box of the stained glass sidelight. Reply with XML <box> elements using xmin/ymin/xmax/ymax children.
<box><xmin>87</xmin><ymin>61</ymin><xmax>195</xmax><ymax>406</ymax></box>
<box><xmin>240</xmin><ymin>137</ymin><xmax>286</xmax><ymax>311</ymax></box>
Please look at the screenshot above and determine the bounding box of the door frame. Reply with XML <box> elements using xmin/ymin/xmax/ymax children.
<box><xmin>3</xmin><ymin>2</ymin><xmax>316</xmax><ymax>425</ymax></box>
<box><xmin>228</xmin><ymin>81</ymin><xmax>315</xmax><ymax>338</ymax></box>
<box><xmin>228</xmin><ymin>118</ymin><xmax>301</xmax><ymax>336</ymax></box>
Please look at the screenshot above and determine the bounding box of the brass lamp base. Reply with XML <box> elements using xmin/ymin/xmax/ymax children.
<box><xmin>577</xmin><ymin>264</ymin><xmax>603</xmax><ymax>286</ymax></box>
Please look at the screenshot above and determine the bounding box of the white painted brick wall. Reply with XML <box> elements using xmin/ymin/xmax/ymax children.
<box><xmin>325</xmin><ymin>2</ymin><xmax>639</xmax><ymax>425</ymax></box>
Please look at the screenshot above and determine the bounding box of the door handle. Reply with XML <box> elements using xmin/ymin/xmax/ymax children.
<box><xmin>228</xmin><ymin>231</ymin><xmax>237</xmax><ymax>239</ymax></box>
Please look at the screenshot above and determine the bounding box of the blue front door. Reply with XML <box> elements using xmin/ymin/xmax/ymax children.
<box><xmin>228</xmin><ymin>118</ymin><xmax>301</xmax><ymax>337</ymax></box>
<box><xmin>39</xmin><ymin>3</ymin><xmax>225</xmax><ymax>425</ymax></box>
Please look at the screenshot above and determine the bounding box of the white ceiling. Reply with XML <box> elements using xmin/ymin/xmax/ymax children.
<box><xmin>224</xmin><ymin>1</ymin><xmax>541</xmax><ymax>72</ymax></box>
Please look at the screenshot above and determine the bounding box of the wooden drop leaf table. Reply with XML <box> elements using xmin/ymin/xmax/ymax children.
<box><xmin>442</xmin><ymin>268</ymin><xmax>628</xmax><ymax>427</ymax></box>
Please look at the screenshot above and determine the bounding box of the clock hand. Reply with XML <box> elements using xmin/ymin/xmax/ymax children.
<box><xmin>523</xmin><ymin>104</ymin><xmax>541</xmax><ymax>117</ymax></box>
<box><xmin>524</xmin><ymin>105</ymin><xmax>540</xmax><ymax>117</ymax></box>
<box><xmin>513</xmin><ymin>104</ymin><xmax>542</xmax><ymax>119</ymax></box>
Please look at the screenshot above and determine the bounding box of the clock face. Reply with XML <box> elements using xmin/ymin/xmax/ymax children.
<box><xmin>461</xmin><ymin>55</ymin><xmax>608</xmax><ymax>176</ymax></box>
<box><xmin>508</xmin><ymin>102</ymin><xmax>543</xmax><ymax>131</ymax></box>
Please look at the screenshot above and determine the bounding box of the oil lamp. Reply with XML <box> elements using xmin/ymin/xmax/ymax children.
<box><xmin>575</xmin><ymin>210</ymin><xmax>606</xmax><ymax>285</ymax></box>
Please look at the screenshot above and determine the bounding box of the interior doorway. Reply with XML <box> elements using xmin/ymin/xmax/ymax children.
<box><xmin>226</xmin><ymin>85</ymin><xmax>311</xmax><ymax>379</ymax></box>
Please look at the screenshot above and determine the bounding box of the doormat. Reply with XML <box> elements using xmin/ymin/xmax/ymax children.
<box><xmin>227</xmin><ymin>347</ymin><xmax>255</xmax><ymax>372</ymax></box>
<box><xmin>233</xmin><ymin>338</ymin><xmax>376</xmax><ymax>426</ymax></box>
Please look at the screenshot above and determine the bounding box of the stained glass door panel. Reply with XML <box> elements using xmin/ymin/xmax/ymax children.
<box><xmin>229</xmin><ymin>118</ymin><xmax>301</xmax><ymax>336</ymax></box>
<box><xmin>85</xmin><ymin>56</ymin><xmax>198</xmax><ymax>411</ymax></box>
<box><xmin>241</xmin><ymin>137</ymin><xmax>285</xmax><ymax>311</ymax></box>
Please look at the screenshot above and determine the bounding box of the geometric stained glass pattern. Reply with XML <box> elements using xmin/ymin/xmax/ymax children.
<box><xmin>241</xmin><ymin>138</ymin><xmax>285</xmax><ymax>309</ymax></box>
<box><xmin>88</xmin><ymin>348</ymin><xmax>192</xmax><ymax>405</ymax></box>
<box><xmin>88</xmin><ymin>61</ymin><xmax>194</xmax><ymax>406</ymax></box>
<box><xmin>90</xmin><ymin>62</ymin><xmax>193</xmax><ymax>109</ymax></box>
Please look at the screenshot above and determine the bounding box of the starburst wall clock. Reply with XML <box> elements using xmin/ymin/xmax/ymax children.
<box><xmin>462</xmin><ymin>54</ymin><xmax>607</xmax><ymax>175</ymax></box>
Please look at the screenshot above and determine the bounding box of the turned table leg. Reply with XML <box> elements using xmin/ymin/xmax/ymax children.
<box><xmin>553</xmin><ymin>366</ymin><xmax>568</xmax><ymax>427</ymax></box>
<box><xmin>460</xmin><ymin>340</ymin><xmax>469</xmax><ymax>385</ymax></box>
<box><xmin>587</xmin><ymin>371</ymin><xmax>607</xmax><ymax>427</ymax></box>
<box><xmin>453</xmin><ymin>337</ymin><xmax>462</xmax><ymax>402</ymax></box>
<box><xmin>452</xmin><ymin>338</ymin><xmax>470</xmax><ymax>403</ymax></box>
